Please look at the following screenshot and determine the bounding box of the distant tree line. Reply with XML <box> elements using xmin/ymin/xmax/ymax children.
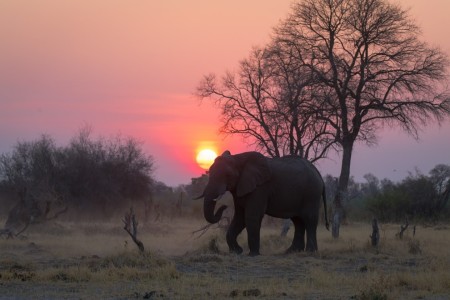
<box><xmin>324</xmin><ymin>165</ymin><xmax>450</xmax><ymax>222</ymax></box>
<box><xmin>0</xmin><ymin>127</ymin><xmax>155</xmax><ymax>221</ymax></box>
<box><xmin>0</xmin><ymin>127</ymin><xmax>447</xmax><ymax>228</ymax></box>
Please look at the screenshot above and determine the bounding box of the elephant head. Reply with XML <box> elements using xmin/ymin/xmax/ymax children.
<box><xmin>201</xmin><ymin>151</ymin><xmax>271</xmax><ymax>224</ymax></box>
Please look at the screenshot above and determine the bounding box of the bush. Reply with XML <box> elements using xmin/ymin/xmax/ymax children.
<box><xmin>366</xmin><ymin>170</ymin><xmax>449</xmax><ymax>222</ymax></box>
<box><xmin>323</xmin><ymin>168</ymin><xmax>449</xmax><ymax>223</ymax></box>
<box><xmin>0</xmin><ymin>128</ymin><xmax>155</xmax><ymax>220</ymax></box>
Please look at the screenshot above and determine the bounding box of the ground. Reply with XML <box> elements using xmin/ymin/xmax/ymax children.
<box><xmin>0</xmin><ymin>218</ymin><xmax>449</xmax><ymax>299</ymax></box>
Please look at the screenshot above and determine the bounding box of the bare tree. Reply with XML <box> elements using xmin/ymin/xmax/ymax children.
<box><xmin>197</xmin><ymin>47</ymin><xmax>335</xmax><ymax>160</ymax></box>
<box><xmin>274</xmin><ymin>0</ymin><xmax>450</xmax><ymax>237</ymax></box>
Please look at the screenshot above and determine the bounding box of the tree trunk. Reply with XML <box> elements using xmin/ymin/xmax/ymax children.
<box><xmin>332</xmin><ymin>141</ymin><xmax>353</xmax><ymax>238</ymax></box>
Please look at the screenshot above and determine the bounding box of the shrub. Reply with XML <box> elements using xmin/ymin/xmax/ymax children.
<box><xmin>0</xmin><ymin>128</ymin><xmax>155</xmax><ymax>220</ymax></box>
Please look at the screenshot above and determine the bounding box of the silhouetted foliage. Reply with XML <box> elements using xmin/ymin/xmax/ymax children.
<box><xmin>0</xmin><ymin>135</ymin><xmax>59</xmax><ymax>195</ymax></box>
<box><xmin>366</xmin><ymin>168</ymin><xmax>450</xmax><ymax>222</ymax></box>
<box><xmin>274</xmin><ymin>0</ymin><xmax>450</xmax><ymax>237</ymax></box>
<box><xmin>0</xmin><ymin>128</ymin><xmax>155</xmax><ymax>220</ymax></box>
<box><xmin>58</xmin><ymin>128</ymin><xmax>154</xmax><ymax>217</ymax></box>
<box><xmin>197</xmin><ymin>47</ymin><xmax>335</xmax><ymax>161</ymax></box>
<box><xmin>323</xmin><ymin>166</ymin><xmax>450</xmax><ymax>222</ymax></box>
<box><xmin>324</xmin><ymin>168</ymin><xmax>450</xmax><ymax>222</ymax></box>
<box><xmin>0</xmin><ymin>135</ymin><xmax>66</xmax><ymax>234</ymax></box>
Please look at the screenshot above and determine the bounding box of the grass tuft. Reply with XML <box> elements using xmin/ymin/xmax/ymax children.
<box><xmin>408</xmin><ymin>239</ymin><xmax>422</xmax><ymax>255</ymax></box>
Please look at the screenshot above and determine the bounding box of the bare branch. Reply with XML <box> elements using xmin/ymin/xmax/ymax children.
<box><xmin>122</xmin><ymin>207</ymin><xmax>145</xmax><ymax>252</ymax></box>
<box><xmin>197</xmin><ymin>46</ymin><xmax>335</xmax><ymax>160</ymax></box>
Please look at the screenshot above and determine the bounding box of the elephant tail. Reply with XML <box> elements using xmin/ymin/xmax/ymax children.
<box><xmin>322</xmin><ymin>185</ymin><xmax>330</xmax><ymax>231</ymax></box>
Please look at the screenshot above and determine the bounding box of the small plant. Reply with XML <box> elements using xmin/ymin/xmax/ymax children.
<box><xmin>359</xmin><ymin>265</ymin><xmax>369</xmax><ymax>273</ymax></box>
<box><xmin>347</xmin><ymin>238</ymin><xmax>357</xmax><ymax>252</ymax></box>
<box><xmin>48</xmin><ymin>269</ymin><xmax>91</xmax><ymax>283</ymax></box>
<box><xmin>356</xmin><ymin>288</ymin><xmax>388</xmax><ymax>300</ymax></box>
<box><xmin>354</xmin><ymin>273</ymin><xmax>391</xmax><ymax>300</ymax></box>
<box><xmin>408</xmin><ymin>239</ymin><xmax>422</xmax><ymax>255</ymax></box>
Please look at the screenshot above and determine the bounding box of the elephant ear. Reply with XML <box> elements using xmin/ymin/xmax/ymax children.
<box><xmin>236</xmin><ymin>152</ymin><xmax>271</xmax><ymax>197</ymax></box>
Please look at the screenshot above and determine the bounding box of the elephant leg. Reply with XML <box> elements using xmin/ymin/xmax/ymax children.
<box><xmin>305</xmin><ymin>216</ymin><xmax>319</xmax><ymax>252</ymax></box>
<box><xmin>226</xmin><ymin>207</ymin><xmax>245</xmax><ymax>254</ymax></box>
<box><xmin>286</xmin><ymin>217</ymin><xmax>305</xmax><ymax>253</ymax></box>
<box><xmin>245</xmin><ymin>213</ymin><xmax>263</xmax><ymax>256</ymax></box>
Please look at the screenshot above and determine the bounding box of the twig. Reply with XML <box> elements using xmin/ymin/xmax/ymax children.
<box><xmin>397</xmin><ymin>217</ymin><xmax>409</xmax><ymax>239</ymax></box>
<box><xmin>192</xmin><ymin>217</ymin><xmax>230</xmax><ymax>240</ymax></box>
<box><xmin>45</xmin><ymin>206</ymin><xmax>68</xmax><ymax>221</ymax></box>
<box><xmin>14</xmin><ymin>223</ymin><xmax>31</xmax><ymax>237</ymax></box>
<box><xmin>192</xmin><ymin>223</ymin><xmax>216</xmax><ymax>239</ymax></box>
<box><xmin>0</xmin><ymin>229</ymin><xmax>14</xmax><ymax>239</ymax></box>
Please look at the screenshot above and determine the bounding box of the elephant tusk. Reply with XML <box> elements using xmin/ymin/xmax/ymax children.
<box><xmin>213</xmin><ymin>193</ymin><xmax>225</xmax><ymax>202</ymax></box>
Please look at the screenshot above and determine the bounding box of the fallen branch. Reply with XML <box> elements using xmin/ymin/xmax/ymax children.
<box><xmin>122</xmin><ymin>207</ymin><xmax>145</xmax><ymax>252</ymax></box>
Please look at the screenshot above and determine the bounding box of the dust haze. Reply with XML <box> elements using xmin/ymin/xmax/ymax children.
<box><xmin>1</xmin><ymin>202</ymin><xmax>449</xmax><ymax>299</ymax></box>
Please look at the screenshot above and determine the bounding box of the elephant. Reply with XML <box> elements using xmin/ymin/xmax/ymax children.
<box><xmin>197</xmin><ymin>150</ymin><xmax>329</xmax><ymax>256</ymax></box>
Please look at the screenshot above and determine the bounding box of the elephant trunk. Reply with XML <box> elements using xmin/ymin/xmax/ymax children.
<box><xmin>203</xmin><ymin>198</ymin><xmax>227</xmax><ymax>224</ymax></box>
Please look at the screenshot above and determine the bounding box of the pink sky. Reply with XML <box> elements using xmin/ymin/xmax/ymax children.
<box><xmin>1</xmin><ymin>0</ymin><xmax>449</xmax><ymax>186</ymax></box>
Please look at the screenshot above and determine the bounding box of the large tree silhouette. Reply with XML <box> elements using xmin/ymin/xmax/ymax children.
<box><xmin>273</xmin><ymin>0</ymin><xmax>450</xmax><ymax>237</ymax></box>
<box><xmin>197</xmin><ymin>47</ymin><xmax>335</xmax><ymax>161</ymax></box>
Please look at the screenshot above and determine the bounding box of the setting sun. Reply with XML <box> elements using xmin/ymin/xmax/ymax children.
<box><xmin>196</xmin><ymin>149</ymin><xmax>217</xmax><ymax>170</ymax></box>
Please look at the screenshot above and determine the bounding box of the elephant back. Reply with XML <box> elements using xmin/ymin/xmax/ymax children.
<box><xmin>269</xmin><ymin>156</ymin><xmax>323</xmax><ymax>193</ymax></box>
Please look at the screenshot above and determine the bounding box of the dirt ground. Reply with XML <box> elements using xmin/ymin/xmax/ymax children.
<box><xmin>0</xmin><ymin>218</ymin><xmax>449</xmax><ymax>299</ymax></box>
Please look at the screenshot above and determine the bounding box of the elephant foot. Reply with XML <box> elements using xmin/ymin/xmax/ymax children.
<box><xmin>305</xmin><ymin>246</ymin><xmax>318</xmax><ymax>252</ymax></box>
<box><xmin>229</xmin><ymin>246</ymin><xmax>243</xmax><ymax>255</ymax></box>
<box><xmin>248</xmin><ymin>251</ymin><xmax>260</xmax><ymax>257</ymax></box>
<box><xmin>285</xmin><ymin>245</ymin><xmax>305</xmax><ymax>254</ymax></box>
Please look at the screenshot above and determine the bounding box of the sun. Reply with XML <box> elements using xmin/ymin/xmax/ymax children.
<box><xmin>196</xmin><ymin>149</ymin><xmax>217</xmax><ymax>170</ymax></box>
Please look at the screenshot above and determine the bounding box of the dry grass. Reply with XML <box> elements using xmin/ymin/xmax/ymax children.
<box><xmin>0</xmin><ymin>218</ymin><xmax>449</xmax><ymax>299</ymax></box>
